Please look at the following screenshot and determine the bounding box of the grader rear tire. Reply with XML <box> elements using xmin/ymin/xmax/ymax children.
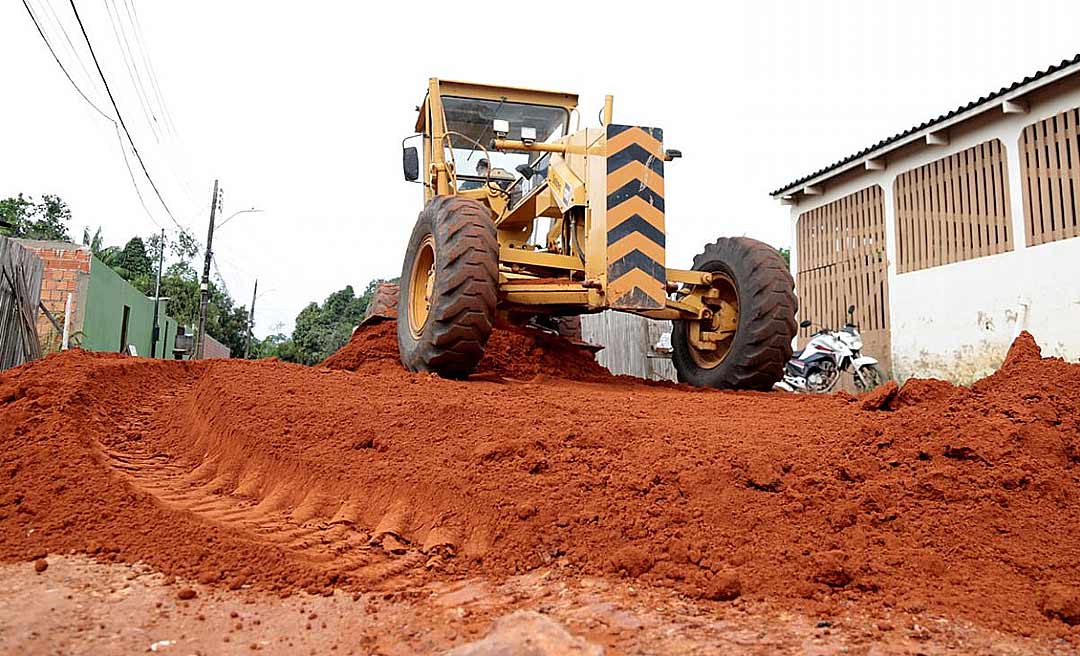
<box><xmin>671</xmin><ymin>237</ymin><xmax>797</xmax><ymax>390</ymax></box>
<box><xmin>397</xmin><ymin>196</ymin><xmax>499</xmax><ymax>378</ymax></box>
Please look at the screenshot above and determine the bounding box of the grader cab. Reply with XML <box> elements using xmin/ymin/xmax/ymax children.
<box><xmin>398</xmin><ymin>79</ymin><xmax>796</xmax><ymax>389</ymax></box>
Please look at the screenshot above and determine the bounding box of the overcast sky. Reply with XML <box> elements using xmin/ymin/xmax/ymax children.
<box><xmin>2</xmin><ymin>1</ymin><xmax>1079</xmax><ymax>338</ymax></box>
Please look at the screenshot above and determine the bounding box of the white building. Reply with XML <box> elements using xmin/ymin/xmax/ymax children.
<box><xmin>772</xmin><ymin>54</ymin><xmax>1080</xmax><ymax>384</ymax></box>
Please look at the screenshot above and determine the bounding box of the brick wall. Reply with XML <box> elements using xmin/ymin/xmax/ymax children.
<box><xmin>16</xmin><ymin>241</ymin><xmax>92</xmax><ymax>344</ymax></box>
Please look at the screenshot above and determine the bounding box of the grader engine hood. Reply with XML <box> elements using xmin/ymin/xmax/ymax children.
<box><xmin>604</xmin><ymin>125</ymin><xmax>667</xmax><ymax>310</ymax></box>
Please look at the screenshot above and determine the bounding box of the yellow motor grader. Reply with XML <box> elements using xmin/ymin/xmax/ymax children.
<box><xmin>398</xmin><ymin>79</ymin><xmax>796</xmax><ymax>389</ymax></box>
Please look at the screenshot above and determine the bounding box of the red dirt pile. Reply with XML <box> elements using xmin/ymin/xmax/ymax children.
<box><xmin>322</xmin><ymin>319</ymin><xmax>613</xmax><ymax>382</ymax></box>
<box><xmin>1</xmin><ymin>331</ymin><xmax>1079</xmax><ymax>641</ymax></box>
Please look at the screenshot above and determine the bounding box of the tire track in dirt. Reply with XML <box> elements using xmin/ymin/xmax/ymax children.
<box><xmin>92</xmin><ymin>380</ymin><xmax>435</xmax><ymax>589</ymax></box>
<box><xmin>4</xmin><ymin>334</ymin><xmax>1080</xmax><ymax>639</ymax></box>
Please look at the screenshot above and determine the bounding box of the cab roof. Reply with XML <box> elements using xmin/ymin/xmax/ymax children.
<box><xmin>415</xmin><ymin>78</ymin><xmax>579</xmax><ymax>133</ymax></box>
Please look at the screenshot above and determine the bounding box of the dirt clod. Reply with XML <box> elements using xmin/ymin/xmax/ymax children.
<box><xmin>701</xmin><ymin>573</ymin><xmax>742</xmax><ymax>601</ymax></box>
<box><xmin>177</xmin><ymin>588</ymin><xmax>197</xmax><ymax>600</ymax></box>
<box><xmin>1041</xmin><ymin>584</ymin><xmax>1080</xmax><ymax>625</ymax></box>
<box><xmin>33</xmin><ymin>559</ymin><xmax>47</xmax><ymax>573</ymax></box>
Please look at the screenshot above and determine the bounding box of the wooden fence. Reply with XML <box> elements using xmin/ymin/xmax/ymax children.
<box><xmin>795</xmin><ymin>185</ymin><xmax>891</xmax><ymax>373</ymax></box>
<box><xmin>1020</xmin><ymin>106</ymin><xmax>1080</xmax><ymax>246</ymax></box>
<box><xmin>894</xmin><ymin>138</ymin><xmax>1013</xmax><ymax>272</ymax></box>
<box><xmin>0</xmin><ymin>237</ymin><xmax>44</xmax><ymax>370</ymax></box>
<box><xmin>581</xmin><ymin>311</ymin><xmax>676</xmax><ymax>381</ymax></box>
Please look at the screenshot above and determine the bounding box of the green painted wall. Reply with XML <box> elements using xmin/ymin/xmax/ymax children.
<box><xmin>81</xmin><ymin>257</ymin><xmax>179</xmax><ymax>358</ymax></box>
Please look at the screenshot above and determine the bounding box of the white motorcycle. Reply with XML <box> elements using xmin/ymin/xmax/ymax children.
<box><xmin>774</xmin><ymin>305</ymin><xmax>885</xmax><ymax>394</ymax></box>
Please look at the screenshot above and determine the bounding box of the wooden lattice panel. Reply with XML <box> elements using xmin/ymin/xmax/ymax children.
<box><xmin>795</xmin><ymin>186</ymin><xmax>890</xmax><ymax>370</ymax></box>
<box><xmin>1020</xmin><ymin>107</ymin><xmax>1080</xmax><ymax>246</ymax></box>
<box><xmin>894</xmin><ymin>139</ymin><xmax>1012</xmax><ymax>273</ymax></box>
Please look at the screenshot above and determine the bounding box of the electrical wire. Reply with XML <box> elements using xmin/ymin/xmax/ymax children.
<box><xmin>123</xmin><ymin>0</ymin><xmax>177</xmax><ymax>135</ymax></box>
<box><xmin>67</xmin><ymin>0</ymin><xmax>189</xmax><ymax>237</ymax></box>
<box><xmin>22</xmin><ymin>0</ymin><xmax>112</xmax><ymax>122</ymax></box>
<box><xmin>109</xmin><ymin>0</ymin><xmax>201</xmax><ymax>212</ymax></box>
<box><xmin>23</xmin><ymin>0</ymin><xmax>171</xmax><ymax>232</ymax></box>
<box><xmin>39</xmin><ymin>0</ymin><xmax>100</xmax><ymax>94</ymax></box>
<box><xmin>210</xmin><ymin>254</ymin><xmax>234</xmax><ymax>300</ymax></box>
<box><xmin>103</xmin><ymin>0</ymin><xmax>161</xmax><ymax>143</ymax></box>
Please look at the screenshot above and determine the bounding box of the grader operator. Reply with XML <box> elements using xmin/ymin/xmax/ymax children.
<box><xmin>398</xmin><ymin>79</ymin><xmax>797</xmax><ymax>389</ymax></box>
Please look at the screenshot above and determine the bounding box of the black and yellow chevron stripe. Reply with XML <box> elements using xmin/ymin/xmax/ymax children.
<box><xmin>606</xmin><ymin>124</ymin><xmax>666</xmax><ymax>310</ymax></box>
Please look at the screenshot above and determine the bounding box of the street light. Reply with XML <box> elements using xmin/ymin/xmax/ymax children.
<box><xmin>195</xmin><ymin>182</ymin><xmax>263</xmax><ymax>359</ymax></box>
<box><xmin>216</xmin><ymin>207</ymin><xmax>263</xmax><ymax>230</ymax></box>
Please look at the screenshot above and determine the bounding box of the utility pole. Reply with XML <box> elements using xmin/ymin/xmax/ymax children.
<box><xmin>244</xmin><ymin>279</ymin><xmax>258</xmax><ymax>359</ymax></box>
<box><xmin>195</xmin><ymin>179</ymin><xmax>220</xmax><ymax>359</ymax></box>
<box><xmin>150</xmin><ymin>228</ymin><xmax>165</xmax><ymax>358</ymax></box>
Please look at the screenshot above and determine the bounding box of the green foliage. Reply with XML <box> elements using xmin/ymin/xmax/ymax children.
<box><xmin>778</xmin><ymin>247</ymin><xmax>791</xmax><ymax>266</ymax></box>
<box><xmin>1</xmin><ymin>194</ymin><xmax>73</xmax><ymax>241</ymax></box>
<box><xmin>117</xmin><ymin>237</ymin><xmax>153</xmax><ymax>278</ymax></box>
<box><xmin>284</xmin><ymin>286</ymin><xmax>367</xmax><ymax>365</ymax></box>
<box><xmin>256</xmin><ymin>278</ymin><xmax>397</xmax><ymax>365</ymax></box>
<box><xmin>250</xmin><ymin>331</ymin><xmax>293</xmax><ymax>360</ymax></box>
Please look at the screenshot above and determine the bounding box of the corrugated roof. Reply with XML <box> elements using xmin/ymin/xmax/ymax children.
<box><xmin>771</xmin><ymin>53</ymin><xmax>1080</xmax><ymax>197</ymax></box>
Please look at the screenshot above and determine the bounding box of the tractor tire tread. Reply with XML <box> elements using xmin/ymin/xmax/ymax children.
<box><xmin>397</xmin><ymin>196</ymin><xmax>499</xmax><ymax>378</ymax></box>
<box><xmin>672</xmin><ymin>237</ymin><xmax>798</xmax><ymax>390</ymax></box>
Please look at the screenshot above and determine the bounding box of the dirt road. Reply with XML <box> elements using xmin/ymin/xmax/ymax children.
<box><xmin>1</xmin><ymin>324</ymin><xmax>1078</xmax><ymax>652</ymax></box>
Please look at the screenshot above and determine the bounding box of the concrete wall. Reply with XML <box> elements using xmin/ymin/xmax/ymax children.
<box><xmin>82</xmin><ymin>257</ymin><xmax>177</xmax><ymax>357</ymax></box>
<box><xmin>889</xmin><ymin>236</ymin><xmax>1078</xmax><ymax>382</ymax></box>
<box><xmin>787</xmin><ymin>76</ymin><xmax>1080</xmax><ymax>384</ymax></box>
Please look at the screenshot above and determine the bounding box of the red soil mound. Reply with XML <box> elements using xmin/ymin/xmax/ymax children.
<box><xmin>2</xmin><ymin>332</ymin><xmax>1080</xmax><ymax>640</ymax></box>
<box><xmin>322</xmin><ymin>320</ymin><xmax>612</xmax><ymax>382</ymax></box>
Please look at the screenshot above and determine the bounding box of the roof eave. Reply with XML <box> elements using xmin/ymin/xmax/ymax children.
<box><xmin>770</xmin><ymin>54</ymin><xmax>1080</xmax><ymax>199</ymax></box>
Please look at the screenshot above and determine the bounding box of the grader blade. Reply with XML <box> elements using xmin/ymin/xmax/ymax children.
<box><xmin>605</xmin><ymin>124</ymin><xmax>667</xmax><ymax>310</ymax></box>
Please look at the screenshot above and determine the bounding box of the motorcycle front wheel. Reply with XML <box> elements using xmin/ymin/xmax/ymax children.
<box><xmin>854</xmin><ymin>364</ymin><xmax>886</xmax><ymax>392</ymax></box>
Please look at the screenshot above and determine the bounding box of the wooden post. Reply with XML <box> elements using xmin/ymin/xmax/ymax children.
<box><xmin>61</xmin><ymin>292</ymin><xmax>72</xmax><ymax>350</ymax></box>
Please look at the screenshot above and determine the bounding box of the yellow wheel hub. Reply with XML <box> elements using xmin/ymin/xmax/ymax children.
<box><xmin>408</xmin><ymin>235</ymin><xmax>436</xmax><ymax>339</ymax></box>
<box><xmin>688</xmin><ymin>272</ymin><xmax>739</xmax><ymax>370</ymax></box>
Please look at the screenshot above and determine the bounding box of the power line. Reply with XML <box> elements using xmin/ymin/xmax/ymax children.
<box><xmin>22</xmin><ymin>0</ymin><xmax>168</xmax><ymax>231</ymax></box>
<box><xmin>112</xmin><ymin>129</ymin><xmax>164</xmax><ymax>229</ymax></box>
<box><xmin>103</xmin><ymin>0</ymin><xmax>161</xmax><ymax>143</ymax></box>
<box><xmin>67</xmin><ymin>0</ymin><xmax>189</xmax><ymax>236</ymax></box>
<box><xmin>22</xmin><ymin>0</ymin><xmax>112</xmax><ymax>122</ymax></box>
<box><xmin>211</xmin><ymin>254</ymin><xmax>232</xmax><ymax>299</ymax></box>
<box><xmin>108</xmin><ymin>0</ymin><xmax>200</xmax><ymax>214</ymax></box>
<box><xmin>122</xmin><ymin>0</ymin><xmax>177</xmax><ymax>136</ymax></box>
<box><xmin>39</xmin><ymin>0</ymin><xmax>99</xmax><ymax>94</ymax></box>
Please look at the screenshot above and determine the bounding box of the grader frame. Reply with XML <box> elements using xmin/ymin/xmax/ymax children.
<box><xmin>408</xmin><ymin>78</ymin><xmax>736</xmax><ymax>355</ymax></box>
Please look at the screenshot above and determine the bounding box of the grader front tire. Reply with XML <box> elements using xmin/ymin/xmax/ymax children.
<box><xmin>397</xmin><ymin>196</ymin><xmax>499</xmax><ymax>379</ymax></box>
<box><xmin>671</xmin><ymin>237</ymin><xmax>797</xmax><ymax>390</ymax></box>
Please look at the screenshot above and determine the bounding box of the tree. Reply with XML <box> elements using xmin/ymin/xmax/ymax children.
<box><xmin>256</xmin><ymin>278</ymin><xmax>399</xmax><ymax>364</ymax></box>
<box><xmin>116</xmin><ymin>237</ymin><xmax>153</xmax><ymax>279</ymax></box>
<box><xmin>287</xmin><ymin>286</ymin><xmax>367</xmax><ymax>365</ymax></box>
<box><xmin>251</xmin><ymin>331</ymin><xmax>294</xmax><ymax>360</ymax></box>
<box><xmin>1</xmin><ymin>194</ymin><xmax>73</xmax><ymax>241</ymax></box>
<box><xmin>83</xmin><ymin>226</ymin><xmax>123</xmax><ymax>269</ymax></box>
<box><xmin>778</xmin><ymin>247</ymin><xmax>791</xmax><ymax>267</ymax></box>
<box><xmin>34</xmin><ymin>195</ymin><xmax>73</xmax><ymax>241</ymax></box>
<box><xmin>0</xmin><ymin>195</ymin><xmax>33</xmax><ymax>233</ymax></box>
